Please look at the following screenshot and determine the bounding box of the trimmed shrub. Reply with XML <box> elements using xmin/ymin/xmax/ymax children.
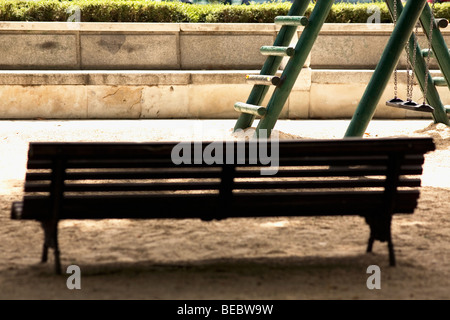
<box><xmin>0</xmin><ymin>0</ymin><xmax>193</xmax><ymax>22</ymax></box>
<box><xmin>203</xmin><ymin>3</ymin><xmax>292</xmax><ymax>23</ymax></box>
<box><xmin>326</xmin><ymin>3</ymin><xmax>392</xmax><ymax>23</ymax></box>
<box><xmin>0</xmin><ymin>0</ymin><xmax>449</xmax><ymax>23</ymax></box>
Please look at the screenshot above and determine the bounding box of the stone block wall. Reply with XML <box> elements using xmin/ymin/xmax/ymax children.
<box><xmin>0</xmin><ymin>22</ymin><xmax>448</xmax><ymax>120</ymax></box>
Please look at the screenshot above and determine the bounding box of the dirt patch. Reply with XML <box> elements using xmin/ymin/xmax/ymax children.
<box><xmin>0</xmin><ymin>120</ymin><xmax>449</xmax><ymax>300</ymax></box>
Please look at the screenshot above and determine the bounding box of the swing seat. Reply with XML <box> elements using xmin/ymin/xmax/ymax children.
<box><xmin>387</xmin><ymin>98</ymin><xmax>434</xmax><ymax>113</ymax></box>
<box><xmin>402</xmin><ymin>100</ymin><xmax>419</xmax><ymax>107</ymax></box>
<box><xmin>386</xmin><ymin>98</ymin><xmax>405</xmax><ymax>108</ymax></box>
<box><xmin>414</xmin><ymin>103</ymin><xmax>435</xmax><ymax>113</ymax></box>
<box><xmin>401</xmin><ymin>100</ymin><xmax>435</xmax><ymax>113</ymax></box>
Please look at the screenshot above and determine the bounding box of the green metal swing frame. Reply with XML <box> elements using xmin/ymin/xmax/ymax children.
<box><xmin>232</xmin><ymin>0</ymin><xmax>450</xmax><ymax>139</ymax></box>
<box><xmin>345</xmin><ymin>0</ymin><xmax>450</xmax><ymax>137</ymax></box>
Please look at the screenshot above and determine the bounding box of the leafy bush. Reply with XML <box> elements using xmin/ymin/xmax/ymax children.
<box><xmin>78</xmin><ymin>1</ymin><xmax>192</xmax><ymax>22</ymax></box>
<box><xmin>326</xmin><ymin>3</ymin><xmax>392</xmax><ymax>23</ymax></box>
<box><xmin>0</xmin><ymin>0</ymin><xmax>193</xmax><ymax>22</ymax></box>
<box><xmin>0</xmin><ymin>0</ymin><xmax>448</xmax><ymax>23</ymax></box>
<box><xmin>433</xmin><ymin>2</ymin><xmax>450</xmax><ymax>21</ymax></box>
<box><xmin>203</xmin><ymin>2</ymin><xmax>292</xmax><ymax>23</ymax></box>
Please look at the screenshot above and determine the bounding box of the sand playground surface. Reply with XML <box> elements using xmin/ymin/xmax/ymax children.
<box><xmin>0</xmin><ymin>119</ymin><xmax>449</xmax><ymax>300</ymax></box>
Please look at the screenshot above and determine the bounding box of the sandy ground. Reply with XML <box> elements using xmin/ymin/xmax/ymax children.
<box><xmin>0</xmin><ymin>119</ymin><xmax>449</xmax><ymax>300</ymax></box>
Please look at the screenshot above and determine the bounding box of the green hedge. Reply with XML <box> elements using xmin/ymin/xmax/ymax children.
<box><xmin>0</xmin><ymin>0</ymin><xmax>449</xmax><ymax>23</ymax></box>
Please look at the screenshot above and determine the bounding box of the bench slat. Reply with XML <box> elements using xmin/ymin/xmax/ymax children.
<box><xmin>24</xmin><ymin>177</ymin><xmax>422</xmax><ymax>193</ymax></box>
<box><xmin>26</xmin><ymin>154</ymin><xmax>426</xmax><ymax>170</ymax></box>
<box><xmin>25</xmin><ymin>181</ymin><xmax>221</xmax><ymax>192</ymax></box>
<box><xmin>26</xmin><ymin>138</ymin><xmax>435</xmax><ymax>160</ymax></box>
<box><xmin>15</xmin><ymin>190</ymin><xmax>419</xmax><ymax>220</ymax></box>
<box><xmin>25</xmin><ymin>168</ymin><xmax>223</xmax><ymax>180</ymax></box>
<box><xmin>234</xmin><ymin>166</ymin><xmax>424</xmax><ymax>177</ymax></box>
<box><xmin>233</xmin><ymin>178</ymin><xmax>421</xmax><ymax>189</ymax></box>
<box><xmin>25</xmin><ymin>164</ymin><xmax>425</xmax><ymax>183</ymax></box>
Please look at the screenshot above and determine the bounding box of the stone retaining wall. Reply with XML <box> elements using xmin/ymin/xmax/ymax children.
<box><xmin>0</xmin><ymin>22</ymin><xmax>448</xmax><ymax>120</ymax></box>
<box><xmin>1</xmin><ymin>69</ymin><xmax>447</xmax><ymax>120</ymax></box>
<box><xmin>2</xmin><ymin>22</ymin><xmax>448</xmax><ymax>70</ymax></box>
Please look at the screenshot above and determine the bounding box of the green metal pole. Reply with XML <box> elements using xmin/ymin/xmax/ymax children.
<box><xmin>405</xmin><ymin>36</ymin><xmax>449</xmax><ymax>126</ymax></box>
<box><xmin>420</xmin><ymin>3</ymin><xmax>450</xmax><ymax>86</ymax></box>
<box><xmin>344</xmin><ymin>0</ymin><xmax>429</xmax><ymax>137</ymax></box>
<box><xmin>233</xmin><ymin>0</ymin><xmax>310</xmax><ymax>132</ymax></box>
<box><xmin>419</xmin><ymin>3</ymin><xmax>450</xmax><ymax>126</ymax></box>
<box><xmin>254</xmin><ymin>0</ymin><xmax>334</xmax><ymax>138</ymax></box>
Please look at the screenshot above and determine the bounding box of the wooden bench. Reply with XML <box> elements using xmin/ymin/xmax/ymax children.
<box><xmin>11</xmin><ymin>137</ymin><xmax>435</xmax><ymax>274</ymax></box>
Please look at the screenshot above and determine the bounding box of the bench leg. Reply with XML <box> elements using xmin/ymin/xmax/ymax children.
<box><xmin>366</xmin><ymin>236</ymin><xmax>375</xmax><ymax>253</ymax></box>
<box><xmin>365</xmin><ymin>214</ymin><xmax>396</xmax><ymax>266</ymax></box>
<box><xmin>41</xmin><ymin>243</ymin><xmax>48</xmax><ymax>263</ymax></box>
<box><xmin>40</xmin><ymin>220</ymin><xmax>62</xmax><ymax>274</ymax></box>
<box><xmin>388</xmin><ymin>237</ymin><xmax>396</xmax><ymax>267</ymax></box>
<box><xmin>53</xmin><ymin>228</ymin><xmax>62</xmax><ymax>275</ymax></box>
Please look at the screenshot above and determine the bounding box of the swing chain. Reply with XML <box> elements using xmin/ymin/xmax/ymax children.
<box><xmin>406</xmin><ymin>23</ymin><xmax>419</xmax><ymax>102</ymax></box>
<box><xmin>423</xmin><ymin>0</ymin><xmax>436</xmax><ymax>105</ymax></box>
<box><xmin>387</xmin><ymin>0</ymin><xmax>436</xmax><ymax>113</ymax></box>
<box><xmin>393</xmin><ymin>0</ymin><xmax>399</xmax><ymax>99</ymax></box>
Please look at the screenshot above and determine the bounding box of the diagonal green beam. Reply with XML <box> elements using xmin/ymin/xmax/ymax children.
<box><xmin>233</xmin><ymin>0</ymin><xmax>311</xmax><ymax>132</ymax></box>
<box><xmin>254</xmin><ymin>0</ymin><xmax>334</xmax><ymax>139</ymax></box>
<box><xmin>344</xmin><ymin>0</ymin><xmax>430</xmax><ymax>137</ymax></box>
<box><xmin>420</xmin><ymin>3</ymin><xmax>450</xmax><ymax>87</ymax></box>
<box><xmin>418</xmin><ymin>3</ymin><xmax>450</xmax><ymax>125</ymax></box>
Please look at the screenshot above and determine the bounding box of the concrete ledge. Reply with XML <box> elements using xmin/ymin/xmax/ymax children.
<box><xmin>0</xmin><ymin>70</ymin><xmax>295</xmax><ymax>119</ymax></box>
<box><xmin>6</xmin><ymin>22</ymin><xmax>450</xmax><ymax>70</ymax></box>
<box><xmin>0</xmin><ymin>22</ymin><xmax>284</xmax><ymax>70</ymax></box>
<box><xmin>0</xmin><ymin>69</ymin><xmax>447</xmax><ymax>120</ymax></box>
<box><xmin>0</xmin><ymin>70</ymin><xmax>286</xmax><ymax>85</ymax></box>
<box><xmin>311</xmin><ymin>24</ymin><xmax>450</xmax><ymax>69</ymax></box>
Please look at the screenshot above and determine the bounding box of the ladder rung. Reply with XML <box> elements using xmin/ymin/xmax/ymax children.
<box><xmin>245</xmin><ymin>75</ymin><xmax>281</xmax><ymax>86</ymax></box>
<box><xmin>234</xmin><ymin>102</ymin><xmax>267</xmax><ymax>116</ymax></box>
<box><xmin>435</xmin><ymin>18</ymin><xmax>449</xmax><ymax>29</ymax></box>
<box><xmin>274</xmin><ymin>16</ymin><xmax>309</xmax><ymax>26</ymax></box>
<box><xmin>433</xmin><ymin>77</ymin><xmax>448</xmax><ymax>87</ymax></box>
<box><xmin>260</xmin><ymin>46</ymin><xmax>295</xmax><ymax>57</ymax></box>
<box><xmin>421</xmin><ymin>49</ymin><xmax>432</xmax><ymax>57</ymax></box>
<box><xmin>421</xmin><ymin>49</ymin><xmax>450</xmax><ymax>58</ymax></box>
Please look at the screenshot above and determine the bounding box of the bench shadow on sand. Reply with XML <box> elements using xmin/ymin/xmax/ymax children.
<box><xmin>2</xmin><ymin>253</ymin><xmax>423</xmax><ymax>300</ymax></box>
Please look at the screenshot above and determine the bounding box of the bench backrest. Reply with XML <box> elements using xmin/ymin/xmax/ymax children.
<box><xmin>19</xmin><ymin>137</ymin><xmax>435</xmax><ymax>220</ymax></box>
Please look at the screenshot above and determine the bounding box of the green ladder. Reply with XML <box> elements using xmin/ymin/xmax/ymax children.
<box><xmin>345</xmin><ymin>0</ymin><xmax>450</xmax><ymax>138</ymax></box>
<box><xmin>233</xmin><ymin>0</ymin><xmax>334</xmax><ymax>139</ymax></box>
